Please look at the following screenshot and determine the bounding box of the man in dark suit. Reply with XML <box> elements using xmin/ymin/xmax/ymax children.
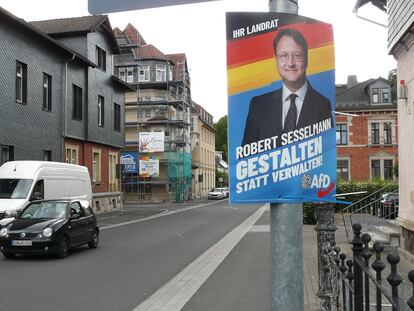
<box><xmin>242</xmin><ymin>28</ymin><xmax>332</xmax><ymax>146</ymax></box>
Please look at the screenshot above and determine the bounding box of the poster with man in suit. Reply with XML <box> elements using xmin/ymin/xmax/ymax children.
<box><xmin>226</xmin><ymin>12</ymin><xmax>336</xmax><ymax>204</ymax></box>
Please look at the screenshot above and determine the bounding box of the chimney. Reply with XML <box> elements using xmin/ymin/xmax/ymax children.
<box><xmin>347</xmin><ymin>75</ymin><xmax>358</xmax><ymax>89</ymax></box>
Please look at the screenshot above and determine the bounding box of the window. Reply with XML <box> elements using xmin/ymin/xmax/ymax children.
<box><xmin>337</xmin><ymin>159</ymin><xmax>349</xmax><ymax>180</ymax></box>
<box><xmin>96</xmin><ymin>46</ymin><xmax>106</xmax><ymax>71</ymax></box>
<box><xmin>65</xmin><ymin>145</ymin><xmax>78</xmax><ymax>164</ymax></box>
<box><xmin>16</xmin><ymin>61</ymin><xmax>27</xmax><ymax>104</ymax></box>
<box><xmin>127</xmin><ymin>68</ymin><xmax>134</xmax><ymax>83</ymax></box>
<box><xmin>1</xmin><ymin>145</ymin><xmax>14</xmax><ymax>165</ymax></box>
<box><xmin>72</xmin><ymin>84</ymin><xmax>83</xmax><ymax>120</ymax></box>
<box><xmin>371</xmin><ymin>123</ymin><xmax>380</xmax><ymax>144</ymax></box>
<box><xmin>156</xmin><ymin>65</ymin><xmax>166</xmax><ymax>81</ymax></box>
<box><xmin>371</xmin><ymin>159</ymin><xmax>381</xmax><ymax>179</ymax></box>
<box><xmin>109</xmin><ymin>153</ymin><xmax>118</xmax><ymax>192</ymax></box>
<box><xmin>384</xmin><ymin>122</ymin><xmax>392</xmax><ymax>144</ymax></box>
<box><xmin>384</xmin><ymin>160</ymin><xmax>394</xmax><ymax>180</ymax></box>
<box><xmin>138</xmin><ymin>65</ymin><xmax>150</xmax><ymax>82</ymax></box>
<box><xmin>98</xmin><ymin>95</ymin><xmax>105</xmax><ymax>127</ymax></box>
<box><xmin>372</xmin><ymin>88</ymin><xmax>379</xmax><ymax>103</ymax></box>
<box><xmin>92</xmin><ymin>150</ymin><xmax>101</xmax><ymax>183</ymax></box>
<box><xmin>114</xmin><ymin>103</ymin><xmax>121</xmax><ymax>132</ymax></box>
<box><xmin>382</xmin><ymin>88</ymin><xmax>390</xmax><ymax>103</ymax></box>
<box><xmin>168</xmin><ymin>65</ymin><xmax>173</xmax><ymax>81</ymax></box>
<box><xmin>43</xmin><ymin>73</ymin><xmax>52</xmax><ymax>111</ymax></box>
<box><xmin>371</xmin><ymin>158</ymin><xmax>394</xmax><ymax>180</ymax></box>
<box><xmin>145</xmin><ymin>108</ymin><xmax>151</xmax><ymax>118</ymax></box>
<box><xmin>43</xmin><ymin>150</ymin><xmax>52</xmax><ymax>161</ymax></box>
<box><xmin>336</xmin><ymin>124</ymin><xmax>347</xmax><ymax>145</ymax></box>
<box><xmin>119</xmin><ymin>68</ymin><xmax>126</xmax><ymax>81</ymax></box>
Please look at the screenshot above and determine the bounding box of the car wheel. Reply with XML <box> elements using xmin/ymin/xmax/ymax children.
<box><xmin>56</xmin><ymin>237</ymin><xmax>69</xmax><ymax>259</ymax></box>
<box><xmin>88</xmin><ymin>230</ymin><xmax>99</xmax><ymax>249</ymax></box>
<box><xmin>2</xmin><ymin>252</ymin><xmax>15</xmax><ymax>259</ymax></box>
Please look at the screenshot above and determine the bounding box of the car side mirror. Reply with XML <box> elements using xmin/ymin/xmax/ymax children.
<box><xmin>31</xmin><ymin>192</ymin><xmax>43</xmax><ymax>201</ymax></box>
<box><xmin>70</xmin><ymin>213</ymin><xmax>80</xmax><ymax>220</ymax></box>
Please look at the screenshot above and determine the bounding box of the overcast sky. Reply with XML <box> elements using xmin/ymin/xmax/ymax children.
<box><xmin>0</xmin><ymin>0</ymin><xmax>396</xmax><ymax>121</ymax></box>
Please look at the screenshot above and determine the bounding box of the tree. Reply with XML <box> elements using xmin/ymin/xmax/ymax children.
<box><xmin>214</xmin><ymin>115</ymin><xmax>228</xmax><ymax>162</ymax></box>
<box><xmin>388</xmin><ymin>68</ymin><xmax>397</xmax><ymax>85</ymax></box>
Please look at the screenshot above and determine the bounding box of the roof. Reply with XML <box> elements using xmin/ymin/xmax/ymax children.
<box><xmin>30</xmin><ymin>15</ymin><xmax>120</xmax><ymax>54</ymax></box>
<box><xmin>138</xmin><ymin>44</ymin><xmax>171</xmax><ymax>62</ymax></box>
<box><xmin>0</xmin><ymin>7</ymin><xmax>95</xmax><ymax>68</ymax></box>
<box><xmin>336</xmin><ymin>77</ymin><xmax>397</xmax><ymax>111</ymax></box>
<box><xmin>30</xmin><ymin>15</ymin><xmax>107</xmax><ymax>35</ymax></box>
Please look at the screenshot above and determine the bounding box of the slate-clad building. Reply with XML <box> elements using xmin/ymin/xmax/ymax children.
<box><xmin>0</xmin><ymin>7</ymin><xmax>132</xmax><ymax>212</ymax></box>
<box><xmin>335</xmin><ymin>76</ymin><xmax>398</xmax><ymax>181</ymax></box>
<box><xmin>387</xmin><ymin>0</ymin><xmax>414</xmax><ymax>253</ymax></box>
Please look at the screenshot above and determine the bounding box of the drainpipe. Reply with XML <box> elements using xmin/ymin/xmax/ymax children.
<box><xmin>63</xmin><ymin>53</ymin><xmax>76</xmax><ymax>161</ymax></box>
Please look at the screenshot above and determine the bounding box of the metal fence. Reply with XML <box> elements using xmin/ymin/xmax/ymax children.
<box><xmin>328</xmin><ymin>223</ymin><xmax>414</xmax><ymax>311</ymax></box>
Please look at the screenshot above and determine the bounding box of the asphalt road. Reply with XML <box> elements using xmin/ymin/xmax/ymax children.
<box><xmin>0</xmin><ymin>200</ymin><xmax>268</xmax><ymax>311</ymax></box>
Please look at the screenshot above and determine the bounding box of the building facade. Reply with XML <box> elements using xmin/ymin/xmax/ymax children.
<box><xmin>336</xmin><ymin>76</ymin><xmax>398</xmax><ymax>181</ymax></box>
<box><xmin>191</xmin><ymin>102</ymin><xmax>216</xmax><ymax>198</ymax></box>
<box><xmin>388</xmin><ymin>0</ymin><xmax>414</xmax><ymax>253</ymax></box>
<box><xmin>0</xmin><ymin>8</ymin><xmax>130</xmax><ymax>213</ymax></box>
<box><xmin>114</xmin><ymin>24</ymin><xmax>192</xmax><ymax>203</ymax></box>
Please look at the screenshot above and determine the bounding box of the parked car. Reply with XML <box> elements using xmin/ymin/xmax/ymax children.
<box><xmin>208</xmin><ymin>188</ymin><xmax>225</xmax><ymax>200</ymax></box>
<box><xmin>217</xmin><ymin>187</ymin><xmax>229</xmax><ymax>198</ymax></box>
<box><xmin>380</xmin><ymin>192</ymin><xmax>399</xmax><ymax>219</ymax></box>
<box><xmin>0</xmin><ymin>199</ymin><xmax>99</xmax><ymax>259</ymax></box>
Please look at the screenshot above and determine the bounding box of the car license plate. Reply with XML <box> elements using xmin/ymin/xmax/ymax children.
<box><xmin>12</xmin><ymin>240</ymin><xmax>32</xmax><ymax>246</ymax></box>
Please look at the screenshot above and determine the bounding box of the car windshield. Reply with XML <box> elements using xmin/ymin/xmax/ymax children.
<box><xmin>0</xmin><ymin>179</ymin><xmax>33</xmax><ymax>199</ymax></box>
<box><xmin>212</xmin><ymin>188</ymin><xmax>221</xmax><ymax>192</ymax></box>
<box><xmin>19</xmin><ymin>202</ymin><xmax>68</xmax><ymax>219</ymax></box>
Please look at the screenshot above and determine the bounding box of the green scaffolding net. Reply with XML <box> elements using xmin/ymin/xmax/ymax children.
<box><xmin>167</xmin><ymin>152</ymin><xmax>192</xmax><ymax>202</ymax></box>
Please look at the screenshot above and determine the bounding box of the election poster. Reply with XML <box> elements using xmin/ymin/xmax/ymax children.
<box><xmin>139</xmin><ymin>155</ymin><xmax>159</xmax><ymax>178</ymax></box>
<box><xmin>139</xmin><ymin>132</ymin><xmax>165</xmax><ymax>153</ymax></box>
<box><xmin>226</xmin><ymin>12</ymin><xmax>336</xmax><ymax>204</ymax></box>
<box><xmin>120</xmin><ymin>152</ymin><xmax>138</xmax><ymax>173</ymax></box>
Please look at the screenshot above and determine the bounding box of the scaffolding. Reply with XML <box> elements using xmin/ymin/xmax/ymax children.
<box><xmin>116</xmin><ymin>29</ymin><xmax>192</xmax><ymax>203</ymax></box>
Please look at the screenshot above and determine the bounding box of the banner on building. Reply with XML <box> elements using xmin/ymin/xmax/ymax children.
<box><xmin>226</xmin><ymin>12</ymin><xmax>336</xmax><ymax>204</ymax></box>
<box><xmin>139</xmin><ymin>132</ymin><xmax>165</xmax><ymax>153</ymax></box>
<box><xmin>139</xmin><ymin>156</ymin><xmax>159</xmax><ymax>177</ymax></box>
<box><xmin>120</xmin><ymin>152</ymin><xmax>138</xmax><ymax>173</ymax></box>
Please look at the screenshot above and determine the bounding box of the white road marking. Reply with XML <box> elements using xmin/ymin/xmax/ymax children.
<box><xmin>249</xmin><ymin>225</ymin><xmax>270</xmax><ymax>232</ymax></box>
<box><xmin>100</xmin><ymin>200</ymin><xmax>225</xmax><ymax>231</ymax></box>
<box><xmin>132</xmin><ymin>204</ymin><xmax>268</xmax><ymax>311</ymax></box>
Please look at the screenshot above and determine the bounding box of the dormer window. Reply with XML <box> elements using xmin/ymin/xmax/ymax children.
<box><xmin>382</xmin><ymin>88</ymin><xmax>390</xmax><ymax>103</ymax></box>
<box><xmin>371</xmin><ymin>87</ymin><xmax>391</xmax><ymax>104</ymax></box>
<box><xmin>372</xmin><ymin>88</ymin><xmax>379</xmax><ymax>103</ymax></box>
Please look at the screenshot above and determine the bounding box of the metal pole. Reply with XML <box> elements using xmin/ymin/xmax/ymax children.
<box><xmin>268</xmin><ymin>1</ymin><xmax>302</xmax><ymax>309</ymax></box>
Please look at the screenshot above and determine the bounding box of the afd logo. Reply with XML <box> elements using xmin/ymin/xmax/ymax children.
<box><xmin>309</xmin><ymin>174</ymin><xmax>335</xmax><ymax>198</ymax></box>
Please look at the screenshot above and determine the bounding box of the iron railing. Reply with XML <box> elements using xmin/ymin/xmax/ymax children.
<box><xmin>329</xmin><ymin>223</ymin><xmax>414</xmax><ymax>311</ymax></box>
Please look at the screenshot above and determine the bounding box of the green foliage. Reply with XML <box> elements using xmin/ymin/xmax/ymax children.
<box><xmin>215</xmin><ymin>170</ymin><xmax>228</xmax><ymax>187</ymax></box>
<box><xmin>214</xmin><ymin>116</ymin><xmax>228</xmax><ymax>162</ymax></box>
<box><xmin>388</xmin><ymin>68</ymin><xmax>397</xmax><ymax>85</ymax></box>
<box><xmin>303</xmin><ymin>203</ymin><xmax>316</xmax><ymax>225</ymax></box>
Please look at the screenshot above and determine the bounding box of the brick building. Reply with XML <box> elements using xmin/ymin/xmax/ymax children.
<box><xmin>336</xmin><ymin>76</ymin><xmax>398</xmax><ymax>181</ymax></box>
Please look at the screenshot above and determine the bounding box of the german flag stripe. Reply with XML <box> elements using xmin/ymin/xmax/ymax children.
<box><xmin>227</xmin><ymin>22</ymin><xmax>334</xmax><ymax>69</ymax></box>
<box><xmin>227</xmin><ymin>44</ymin><xmax>334</xmax><ymax>96</ymax></box>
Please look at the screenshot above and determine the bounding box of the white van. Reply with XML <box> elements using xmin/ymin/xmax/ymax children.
<box><xmin>0</xmin><ymin>161</ymin><xmax>92</xmax><ymax>219</ymax></box>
